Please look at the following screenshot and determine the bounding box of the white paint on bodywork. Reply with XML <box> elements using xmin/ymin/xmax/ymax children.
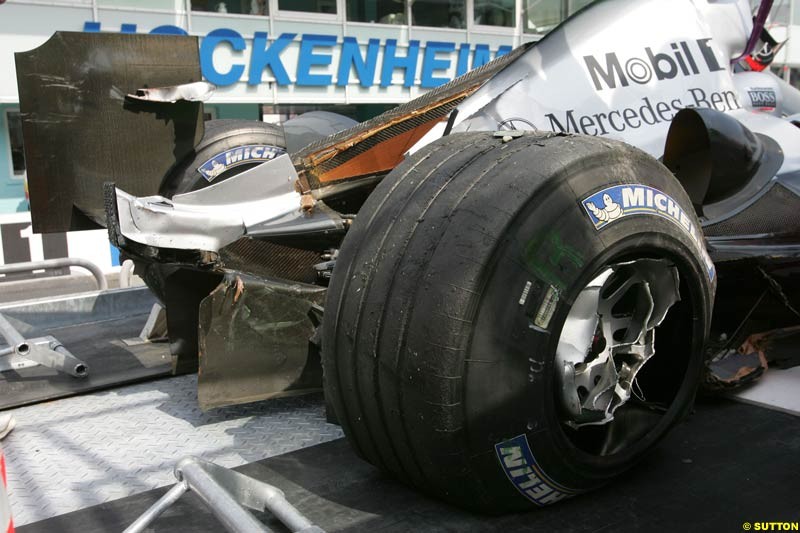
<box><xmin>408</xmin><ymin>0</ymin><xmax>800</xmax><ymax>164</ymax></box>
<box><xmin>115</xmin><ymin>154</ymin><xmax>307</xmax><ymax>251</ymax></box>
<box><xmin>732</xmin><ymin>108</ymin><xmax>800</xmax><ymax>176</ymax></box>
<box><xmin>455</xmin><ymin>0</ymin><xmax>745</xmax><ymax>156</ymax></box>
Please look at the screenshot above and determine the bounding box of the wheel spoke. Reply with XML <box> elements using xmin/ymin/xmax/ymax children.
<box><xmin>556</xmin><ymin>258</ymin><xmax>679</xmax><ymax>428</ymax></box>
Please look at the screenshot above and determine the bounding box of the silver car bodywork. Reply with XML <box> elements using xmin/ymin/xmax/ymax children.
<box><xmin>110</xmin><ymin>0</ymin><xmax>800</xmax><ymax>256</ymax></box>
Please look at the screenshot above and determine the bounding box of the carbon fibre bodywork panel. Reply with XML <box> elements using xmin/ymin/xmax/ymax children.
<box><xmin>219</xmin><ymin>238</ymin><xmax>321</xmax><ymax>285</ymax></box>
<box><xmin>291</xmin><ymin>43</ymin><xmax>531</xmax><ymax>191</ymax></box>
<box><xmin>197</xmin><ymin>272</ymin><xmax>326</xmax><ymax>410</ymax></box>
<box><xmin>704</xmin><ymin>183</ymin><xmax>800</xmax><ymax>237</ymax></box>
<box><xmin>15</xmin><ymin>32</ymin><xmax>204</xmax><ymax>233</ymax></box>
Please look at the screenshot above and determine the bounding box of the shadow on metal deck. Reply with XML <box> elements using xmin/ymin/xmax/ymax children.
<box><xmin>0</xmin><ymin>287</ymin><xmax>172</xmax><ymax>410</ymax></box>
<box><xmin>16</xmin><ymin>398</ymin><xmax>800</xmax><ymax>533</ymax></box>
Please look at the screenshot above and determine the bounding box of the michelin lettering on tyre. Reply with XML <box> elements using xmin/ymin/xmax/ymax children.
<box><xmin>582</xmin><ymin>184</ymin><xmax>715</xmax><ymax>280</ymax></box>
<box><xmin>495</xmin><ymin>435</ymin><xmax>577</xmax><ymax>506</ymax></box>
<box><xmin>197</xmin><ymin>145</ymin><xmax>285</xmax><ymax>182</ymax></box>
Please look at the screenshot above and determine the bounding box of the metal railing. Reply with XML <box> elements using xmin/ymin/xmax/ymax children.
<box><xmin>0</xmin><ymin>258</ymin><xmax>108</xmax><ymax>291</ymax></box>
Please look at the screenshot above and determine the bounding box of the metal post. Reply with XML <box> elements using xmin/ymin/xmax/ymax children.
<box><xmin>119</xmin><ymin>259</ymin><xmax>135</xmax><ymax>289</ymax></box>
<box><xmin>123</xmin><ymin>482</ymin><xmax>188</xmax><ymax>533</ymax></box>
<box><xmin>26</xmin><ymin>337</ymin><xmax>89</xmax><ymax>378</ymax></box>
<box><xmin>125</xmin><ymin>457</ymin><xmax>325</xmax><ymax>533</ymax></box>
<box><xmin>0</xmin><ymin>314</ymin><xmax>26</xmax><ymax>354</ymax></box>
<box><xmin>0</xmin><ymin>314</ymin><xmax>89</xmax><ymax>377</ymax></box>
<box><xmin>184</xmin><ymin>458</ymin><xmax>316</xmax><ymax>532</ymax></box>
<box><xmin>787</xmin><ymin>0</ymin><xmax>794</xmax><ymax>84</ymax></box>
<box><xmin>176</xmin><ymin>460</ymin><xmax>273</xmax><ymax>533</ymax></box>
<box><xmin>257</xmin><ymin>488</ymin><xmax>314</xmax><ymax>532</ymax></box>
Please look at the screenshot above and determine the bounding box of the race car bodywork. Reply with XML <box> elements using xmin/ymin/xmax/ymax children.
<box><xmin>14</xmin><ymin>0</ymin><xmax>800</xmax><ymax>512</ymax></box>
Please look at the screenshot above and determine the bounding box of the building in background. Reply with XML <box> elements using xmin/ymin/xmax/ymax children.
<box><xmin>0</xmin><ymin>0</ymin><xmax>797</xmax><ymax>273</ymax></box>
<box><xmin>0</xmin><ymin>0</ymin><xmax>593</xmax><ymax>272</ymax></box>
<box><xmin>0</xmin><ymin>0</ymin><xmax>597</xmax><ymax>217</ymax></box>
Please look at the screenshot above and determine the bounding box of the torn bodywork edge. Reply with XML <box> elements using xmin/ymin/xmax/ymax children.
<box><xmin>107</xmin><ymin>154</ymin><xmax>344</xmax><ymax>256</ymax></box>
<box><xmin>291</xmin><ymin>43</ymin><xmax>532</xmax><ymax>188</ymax></box>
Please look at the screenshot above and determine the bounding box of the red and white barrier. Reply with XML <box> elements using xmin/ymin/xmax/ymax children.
<box><xmin>0</xmin><ymin>446</ymin><xmax>14</xmax><ymax>533</ymax></box>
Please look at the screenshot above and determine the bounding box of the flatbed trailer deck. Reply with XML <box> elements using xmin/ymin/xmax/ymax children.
<box><xmin>13</xmin><ymin>396</ymin><xmax>800</xmax><ymax>533</ymax></box>
<box><xmin>0</xmin><ymin>281</ymin><xmax>797</xmax><ymax>531</ymax></box>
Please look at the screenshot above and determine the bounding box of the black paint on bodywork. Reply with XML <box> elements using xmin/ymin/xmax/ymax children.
<box><xmin>15</xmin><ymin>32</ymin><xmax>204</xmax><ymax>233</ymax></box>
<box><xmin>197</xmin><ymin>272</ymin><xmax>326</xmax><ymax>410</ymax></box>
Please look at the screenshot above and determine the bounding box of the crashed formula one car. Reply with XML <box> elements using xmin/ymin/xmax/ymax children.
<box><xmin>16</xmin><ymin>0</ymin><xmax>800</xmax><ymax>513</ymax></box>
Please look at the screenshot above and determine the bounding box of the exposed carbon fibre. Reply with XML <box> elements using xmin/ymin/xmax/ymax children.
<box><xmin>292</xmin><ymin>43</ymin><xmax>532</xmax><ymax>188</ymax></box>
<box><xmin>218</xmin><ymin>238</ymin><xmax>320</xmax><ymax>284</ymax></box>
<box><xmin>704</xmin><ymin>184</ymin><xmax>800</xmax><ymax>237</ymax></box>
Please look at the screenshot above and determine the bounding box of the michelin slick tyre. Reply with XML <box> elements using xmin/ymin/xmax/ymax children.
<box><xmin>136</xmin><ymin>119</ymin><xmax>286</xmax><ymax>302</ymax></box>
<box><xmin>160</xmin><ymin>119</ymin><xmax>286</xmax><ymax>197</ymax></box>
<box><xmin>322</xmin><ymin>131</ymin><xmax>715</xmax><ymax>512</ymax></box>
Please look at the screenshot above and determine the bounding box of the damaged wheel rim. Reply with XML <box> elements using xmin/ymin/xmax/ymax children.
<box><xmin>555</xmin><ymin>258</ymin><xmax>681</xmax><ymax>429</ymax></box>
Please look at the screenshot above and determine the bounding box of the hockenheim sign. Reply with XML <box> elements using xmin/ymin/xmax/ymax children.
<box><xmin>83</xmin><ymin>21</ymin><xmax>513</xmax><ymax>89</ymax></box>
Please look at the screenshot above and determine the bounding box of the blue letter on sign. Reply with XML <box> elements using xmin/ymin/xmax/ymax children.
<box><xmin>381</xmin><ymin>39</ymin><xmax>420</xmax><ymax>87</ymax></box>
<box><xmin>249</xmin><ymin>32</ymin><xmax>295</xmax><ymax>86</ymax></box>
<box><xmin>496</xmin><ymin>45</ymin><xmax>512</xmax><ymax>57</ymax></box>
<box><xmin>421</xmin><ymin>41</ymin><xmax>455</xmax><ymax>88</ymax></box>
<box><xmin>200</xmin><ymin>28</ymin><xmax>245</xmax><ymax>86</ymax></box>
<box><xmin>472</xmin><ymin>44</ymin><xmax>491</xmax><ymax>68</ymax></box>
<box><xmin>150</xmin><ymin>25</ymin><xmax>188</xmax><ymax>36</ymax></box>
<box><xmin>456</xmin><ymin>43</ymin><xmax>471</xmax><ymax>77</ymax></box>
<box><xmin>296</xmin><ymin>34</ymin><xmax>336</xmax><ymax>86</ymax></box>
<box><xmin>337</xmin><ymin>37</ymin><xmax>379</xmax><ymax>88</ymax></box>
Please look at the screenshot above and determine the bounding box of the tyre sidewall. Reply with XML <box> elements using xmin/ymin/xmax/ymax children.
<box><xmin>141</xmin><ymin>121</ymin><xmax>285</xmax><ymax>302</ymax></box>
<box><xmin>464</xmin><ymin>150</ymin><xmax>715</xmax><ymax>509</ymax></box>
<box><xmin>161</xmin><ymin>120</ymin><xmax>286</xmax><ymax>197</ymax></box>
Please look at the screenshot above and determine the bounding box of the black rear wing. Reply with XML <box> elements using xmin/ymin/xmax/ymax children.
<box><xmin>15</xmin><ymin>32</ymin><xmax>205</xmax><ymax>233</ymax></box>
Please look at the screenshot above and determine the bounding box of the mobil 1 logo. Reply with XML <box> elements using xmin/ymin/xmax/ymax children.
<box><xmin>584</xmin><ymin>38</ymin><xmax>725</xmax><ymax>91</ymax></box>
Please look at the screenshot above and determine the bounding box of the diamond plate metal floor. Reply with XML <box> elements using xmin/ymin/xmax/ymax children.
<box><xmin>2</xmin><ymin>375</ymin><xmax>343</xmax><ymax>526</ymax></box>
